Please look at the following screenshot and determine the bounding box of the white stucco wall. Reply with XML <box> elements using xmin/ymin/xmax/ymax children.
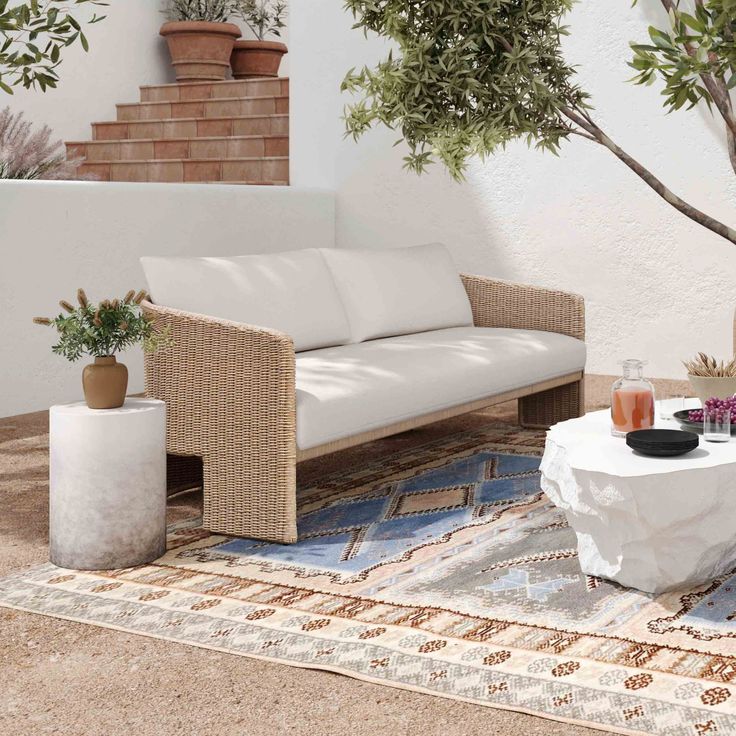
<box><xmin>5</xmin><ymin>0</ymin><xmax>290</xmax><ymax>144</ymax></box>
<box><xmin>290</xmin><ymin>0</ymin><xmax>736</xmax><ymax>379</ymax></box>
<box><xmin>0</xmin><ymin>182</ymin><xmax>333</xmax><ymax>417</ymax></box>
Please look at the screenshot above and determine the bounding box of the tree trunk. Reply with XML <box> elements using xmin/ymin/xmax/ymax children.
<box><xmin>561</xmin><ymin>106</ymin><xmax>736</xmax><ymax>245</ymax></box>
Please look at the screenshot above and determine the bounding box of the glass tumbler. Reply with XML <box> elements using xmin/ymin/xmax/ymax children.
<box><xmin>704</xmin><ymin>408</ymin><xmax>731</xmax><ymax>442</ymax></box>
<box><xmin>659</xmin><ymin>393</ymin><xmax>685</xmax><ymax>420</ymax></box>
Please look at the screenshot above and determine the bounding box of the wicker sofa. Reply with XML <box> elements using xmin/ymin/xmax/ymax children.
<box><xmin>141</xmin><ymin>244</ymin><xmax>585</xmax><ymax>543</ymax></box>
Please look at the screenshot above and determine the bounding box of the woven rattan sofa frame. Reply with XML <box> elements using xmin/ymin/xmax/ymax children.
<box><xmin>143</xmin><ymin>273</ymin><xmax>585</xmax><ymax>543</ymax></box>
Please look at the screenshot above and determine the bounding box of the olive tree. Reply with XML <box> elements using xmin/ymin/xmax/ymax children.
<box><xmin>342</xmin><ymin>0</ymin><xmax>736</xmax><ymax>245</ymax></box>
<box><xmin>0</xmin><ymin>0</ymin><xmax>107</xmax><ymax>94</ymax></box>
<box><xmin>630</xmin><ymin>0</ymin><xmax>736</xmax><ymax>173</ymax></box>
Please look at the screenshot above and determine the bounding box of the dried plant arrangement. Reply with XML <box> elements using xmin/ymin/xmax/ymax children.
<box><xmin>0</xmin><ymin>107</ymin><xmax>85</xmax><ymax>179</ymax></box>
<box><xmin>683</xmin><ymin>353</ymin><xmax>736</xmax><ymax>378</ymax></box>
<box><xmin>33</xmin><ymin>289</ymin><xmax>169</xmax><ymax>361</ymax></box>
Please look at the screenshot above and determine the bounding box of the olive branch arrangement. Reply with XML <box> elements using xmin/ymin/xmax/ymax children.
<box><xmin>165</xmin><ymin>0</ymin><xmax>234</xmax><ymax>22</ymax></box>
<box><xmin>683</xmin><ymin>352</ymin><xmax>736</xmax><ymax>377</ymax></box>
<box><xmin>166</xmin><ymin>0</ymin><xmax>288</xmax><ymax>39</ymax></box>
<box><xmin>33</xmin><ymin>288</ymin><xmax>171</xmax><ymax>361</ymax></box>
<box><xmin>231</xmin><ymin>0</ymin><xmax>287</xmax><ymax>41</ymax></box>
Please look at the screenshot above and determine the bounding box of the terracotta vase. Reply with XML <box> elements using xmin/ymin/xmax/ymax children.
<box><xmin>230</xmin><ymin>40</ymin><xmax>287</xmax><ymax>79</ymax></box>
<box><xmin>160</xmin><ymin>21</ymin><xmax>241</xmax><ymax>82</ymax></box>
<box><xmin>82</xmin><ymin>356</ymin><xmax>128</xmax><ymax>410</ymax></box>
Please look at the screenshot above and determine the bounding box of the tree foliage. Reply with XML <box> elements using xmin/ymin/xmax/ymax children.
<box><xmin>630</xmin><ymin>0</ymin><xmax>736</xmax><ymax>174</ymax></box>
<box><xmin>0</xmin><ymin>0</ymin><xmax>107</xmax><ymax>94</ymax></box>
<box><xmin>343</xmin><ymin>0</ymin><xmax>736</xmax><ymax>245</ymax></box>
<box><xmin>343</xmin><ymin>0</ymin><xmax>587</xmax><ymax>178</ymax></box>
<box><xmin>630</xmin><ymin>0</ymin><xmax>736</xmax><ymax>112</ymax></box>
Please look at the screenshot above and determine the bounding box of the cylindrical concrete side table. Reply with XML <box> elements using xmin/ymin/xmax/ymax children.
<box><xmin>49</xmin><ymin>398</ymin><xmax>166</xmax><ymax>570</ymax></box>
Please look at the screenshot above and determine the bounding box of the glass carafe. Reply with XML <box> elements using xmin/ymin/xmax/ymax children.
<box><xmin>611</xmin><ymin>359</ymin><xmax>655</xmax><ymax>437</ymax></box>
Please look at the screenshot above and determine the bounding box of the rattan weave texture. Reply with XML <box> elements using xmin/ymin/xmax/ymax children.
<box><xmin>143</xmin><ymin>302</ymin><xmax>297</xmax><ymax>542</ymax></box>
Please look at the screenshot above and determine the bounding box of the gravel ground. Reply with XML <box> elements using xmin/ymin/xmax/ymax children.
<box><xmin>0</xmin><ymin>393</ymin><xmax>620</xmax><ymax>736</ymax></box>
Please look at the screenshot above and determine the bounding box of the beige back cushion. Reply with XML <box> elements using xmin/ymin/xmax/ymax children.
<box><xmin>140</xmin><ymin>249</ymin><xmax>351</xmax><ymax>352</ymax></box>
<box><xmin>319</xmin><ymin>243</ymin><xmax>474</xmax><ymax>343</ymax></box>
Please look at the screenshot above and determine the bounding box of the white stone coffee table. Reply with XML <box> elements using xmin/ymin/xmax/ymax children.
<box><xmin>540</xmin><ymin>403</ymin><xmax>736</xmax><ymax>594</ymax></box>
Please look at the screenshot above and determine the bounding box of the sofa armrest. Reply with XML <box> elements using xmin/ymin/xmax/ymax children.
<box><xmin>460</xmin><ymin>274</ymin><xmax>585</xmax><ymax>341</ymax></box>
<box><xmin>142</xmin><ymin>300</ymin><xmax>297</xmax><ymax>542</ymax></box>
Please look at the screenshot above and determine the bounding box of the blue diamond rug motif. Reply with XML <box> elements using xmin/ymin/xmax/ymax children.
<box><xmin>213</xmin><ymin>451</ymin><xmax>542</xmax><ymax>575</ymax></box>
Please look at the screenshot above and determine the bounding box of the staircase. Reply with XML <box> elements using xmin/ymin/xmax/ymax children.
<box><xmin>66</xmin><ymin>77</ymin><xmax>289</xmax><ymax>185</ymax></box>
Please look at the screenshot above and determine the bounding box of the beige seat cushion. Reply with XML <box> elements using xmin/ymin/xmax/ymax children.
<box><xmin>295</xmin><ymin>326</ymin><xmax>586</xmax><ymax>450</ymax></box>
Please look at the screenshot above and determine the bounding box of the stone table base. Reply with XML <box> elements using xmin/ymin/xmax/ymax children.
<box><xmin>49</xmin><ymin>399</ymin><xmax>166</xmax><ymax>570</ymax></box>
<box><xmin>540</xmin><ymin>408</ymin><xmax>736</xmax><ymax>594</ymax></box>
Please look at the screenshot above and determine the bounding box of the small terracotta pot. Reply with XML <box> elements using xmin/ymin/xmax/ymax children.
<box><xmin>160</xmin><ymin>21</ymin><xmax>241</xmax><ymax>82</ymax></box>
<box><xmin>82</xmin><ymin>356</ymin><xmax>128</xmax><ymax>410</ymax></box>
<box><xmin>230</xmin><ymin>40</ymin><xmax>287</xmax><ymax>79</ymax></box>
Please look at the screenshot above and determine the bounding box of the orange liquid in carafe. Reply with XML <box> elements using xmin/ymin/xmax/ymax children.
<box><xmin>611</xmin><ymin>388</ymin><xmax>654</xmax><ymax>433</ymax></box>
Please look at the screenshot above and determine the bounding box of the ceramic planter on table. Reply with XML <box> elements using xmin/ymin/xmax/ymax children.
<box><xmin>82</xmin><ymin>356</ymin><xmax>128</xmax><ymax>409</ymax></box>
<box><xmin>687</xmin><ymin>374</ymin><xmax>736</xmax><ymax>405</ymax></box>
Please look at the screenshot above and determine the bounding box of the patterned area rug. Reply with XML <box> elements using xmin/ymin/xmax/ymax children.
<box><xmin>2</xmin><ymin>423</ymin><xmax>736</xmax><ymax>736</ymax></box>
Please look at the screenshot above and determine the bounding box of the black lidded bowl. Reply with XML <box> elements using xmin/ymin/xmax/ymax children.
<box><xmin>626</xmin><ymin>428</ymin><xmax>699</xmax><ymax>457</ymax></box>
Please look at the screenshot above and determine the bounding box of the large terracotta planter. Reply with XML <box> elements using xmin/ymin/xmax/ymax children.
<box><xmin>82</xmin><ymin>356</ymin><xmax>128</xmax><ymax>410</ymax></box>
<box><xmin>160</xmin><ymin>21</ymin><xmax>241</xmax><ymax>82</ymax></box>
<box><xmin>230</xmin><ymin>40</ymin><xmax>287</xmax><ymax>78</ymax></box>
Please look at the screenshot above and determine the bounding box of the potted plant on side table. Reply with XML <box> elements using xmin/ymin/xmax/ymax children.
<box><xmin>160</xmin><ymin>0</ymin><xmax>242</xmax><ymax>82</ymax></box>
<box><xmin>230</xmin><ymin>0</ymin><xmax>288</xmax><ymax>78</ymax></box>
<box><xmin>34</xmin><ymin>289</ymin><xmax>170</xmax><ymax>409</ymax></box>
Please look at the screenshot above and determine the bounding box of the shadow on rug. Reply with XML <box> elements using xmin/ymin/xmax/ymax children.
<box><xmin>1</xmin><ymin>423</ymin><xmax>735</xmax><ymax>736</ymax></box>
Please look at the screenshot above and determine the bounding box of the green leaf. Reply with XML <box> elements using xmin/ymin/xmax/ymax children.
<box><xmin>679</xmin><ymin>13</ymin><xmax>706</xmax><ymax>34</ymax></box>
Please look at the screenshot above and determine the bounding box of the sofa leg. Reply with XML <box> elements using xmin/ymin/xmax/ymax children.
<box><xmin>200</xmin><ymin>453</ymin><xmax>298</xmax><ymax>544</ymax></box>
<box><xmin>519</xmin><ymin>378</ymin><xmax>585</xmax><ymax>429</ymax></box>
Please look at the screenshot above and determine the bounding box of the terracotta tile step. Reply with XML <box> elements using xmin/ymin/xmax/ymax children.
<box><xmin>67</xmin><ymin>135</ymin><xmax>289</xmax><ymax>161</ymax></box>
<box><xmin>140</xmin><ymin>77</ymin><xmax>289</xmax><ymax>103</ymax></box>
<box><xmin>117</xmin><ymin>95</ymin><xmax>289</xmax><ymax>122</ymax></box>
<box><xmin>203</xmin><ymin>180</ymin><xmax>289</xmax><ymax>186</ymax></box>
<box><xmin>76</xmin><ymin>157</ymin><xmax>289</xmax><ymax>184</ymax></box>
<box><xmin>92</xmin><ymin>114</ymin><xmax>288</xmax><ymax>141</ymax></box>
<box><xmin>71</xmin><ymin>180</ymin><xmax>290</xmax><ymax>187</ymax></box>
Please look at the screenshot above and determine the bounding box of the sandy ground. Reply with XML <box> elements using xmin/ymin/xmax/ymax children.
<box><xmin>0</xmin><ymin>378</ymin><xmax>657</xmax><ymax>736</ymax></box>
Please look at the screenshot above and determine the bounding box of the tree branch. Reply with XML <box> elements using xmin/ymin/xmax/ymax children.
<box><xmin>568</xmin><ymin>128</ymin><xmax>598</xmax><ymax>142</ymax></box>
<box><xmin>561</xmin><ymin>105</ymin><xmax>736</xmax><ymax>244</ymax></box>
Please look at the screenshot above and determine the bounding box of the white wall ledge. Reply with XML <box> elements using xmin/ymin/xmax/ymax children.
<box><xmin>1</xmin><ymin>181</ymin><xmax>335</xmax><ymax>417</ymax></box>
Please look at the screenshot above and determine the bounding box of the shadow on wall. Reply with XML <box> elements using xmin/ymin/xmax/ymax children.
<box><xmin>334</xmin><ymin>128</ymin><xmax>513</xmax><ymax>279</ymax></box>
